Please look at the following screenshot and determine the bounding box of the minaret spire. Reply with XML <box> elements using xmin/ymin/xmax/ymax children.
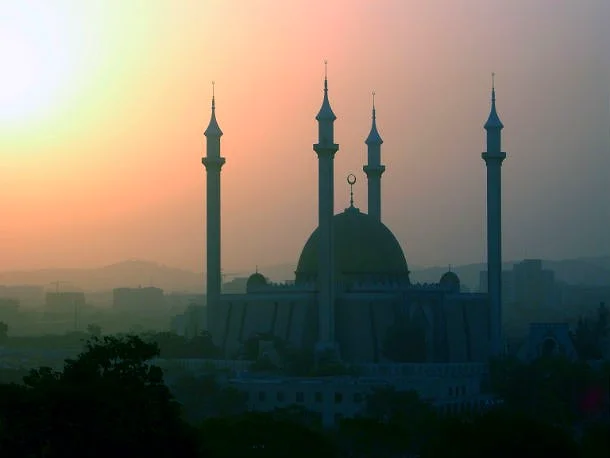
<box><xmin>482</xmin><ymin>74</ymin><xmax>507</xmax><ymax>357</ymax></box>
<box><xmin>313</xmin><ymin>62</ymin><xmax>339</xmax><ymax>358</ymax></box>
<box><xmin>363</xmin><ymin>91</ymin><xmax>385</xmax><ymax>221</ymax></box>
<box><xmin>484</xmin><ymin>72</ymin><xmax>503</xmax><ymax>131</ymax></box>
<box><xmin>204</xmin><ymin>81</ymin><xmax>223</xmax><ymax>138</ymax></box>
<box><xmin>202</xmin><ymin>81</ymin><xmax>226</xmax><ymax>337</ymax></box>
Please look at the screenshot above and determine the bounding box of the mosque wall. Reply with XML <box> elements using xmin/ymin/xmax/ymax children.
<box><xmin>443</xmin><ymin>300</ymin><xmax>469</xmax><ymax>362</ymax></box>
<box><xmin>370</xmin><ymin>297</ymin><xmax>397</xmax><ymax>362</ymax></box>
<box><xmin>461</xmin><ymin>295</ymin><xmax>490</xmax><ymax>362</ymax></box>
<box><xmin>212</xmin><ymin>294</ymin><xmax>318</xmax><ymax>357</ymax></box>
<box><xmin>211</xmin><ymin>290</ymin><xmax>490</xmax><ymax>363</ymax></box>
<box><xmin>272</xmin><ymin>300</ymin><xmax>292</xmax><ymax>341</ymax></box>
<box><xmin>284</xmin><ymin>297</ymin><xmax>317</xmax><ymax>348</ymax></box>
<box><xmin>223</xmin><ymin>301</ymin><xmax>247</xmax><ymax>357</ymax></box>
<box><xmin>336</xmin><ymin>296</ymin><xmax>379</xmax><ymax>362</ymax></box>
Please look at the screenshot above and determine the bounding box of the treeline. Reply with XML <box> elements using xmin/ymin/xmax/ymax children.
<box><xmin>0</xmin><ymin>324</ymin><xmax>222</xmax><ymax>359</ymax></box>
<box><xmin>0</xmin><ymin>335</ymin><xmax>608</xmax><ymax>457</ymax></box>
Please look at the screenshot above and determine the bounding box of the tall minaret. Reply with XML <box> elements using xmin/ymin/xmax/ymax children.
<box><xmin>202</xmin><ymin>82</ymin><xmax>226</xmax><ymax>319</ymax></box>
<box><xmin>482</xmin><ymin>74</ymin><xmax>506</xmax><ymax>357</ymax></box>
<box><xmin>363</xmin><ymin>92</ymin><xmax>385</xmax><ymax>221</ymax></box>
<box><xmin>313</xmin><ymin>63</ymin><xmax>339</xmax><ymax>352</ymax></box>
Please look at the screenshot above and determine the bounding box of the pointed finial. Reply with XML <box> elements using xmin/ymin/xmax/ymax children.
<box><xmin>211</xmin><ymin>81</ymin><xmax>216</xmax><ymax>110</ymax></box>
<box><xmin>324</xmin><ymin>60</ymin><xmax>328</xmax><ymax>91</ymax></box>
<box><xmin>372</xmin><ymin>91</ymin><xmax>376</xmax><ymax>120</ymax></box>
<box><xmin>484</xmin><ymin>72</ymin><xmax>503</xmax><ymax>130</ymax></box>
<box><xmin>255</xmin><ymin>265</ymin><xmax>258</xmax><ymax>274</ymax></box>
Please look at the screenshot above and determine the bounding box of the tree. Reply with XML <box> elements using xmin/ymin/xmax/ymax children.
<box><xmin>0</xmin><ymin>321</ymin><xmax>8</xmax><ymax>343</ymax></box>
<box><xmin>572</xmin><ymin>303</ymin><xmax>609</xmax><ymax>360</ymax></box>
<box><xmin>362</xmin><ymin>387</ymin><xmax>438</xmax><ymax>453</ymax></box>
<box><xmin>581</xmin><ymin>422</ymin><xmax>610</xmax><ymax>458</ymax></box>
<box><xmin>171</xmin><ymin>373</ymin><xmax>247</xmax><ymax>422</ymax></box>
<box><xmin>145</xmin><ymin>330</ymin><xmax>221</xmax><ymax>359</ymax></box>
<box><xmin>86</xmin><ymin>323</ymin><xmax>102</xmax><ymax>338</ymax></box>
<box><xmin>0</xmin><ymin>335</ymin><xmax>199</xmax><ymax>457</ymax></box>
<box><xmin>200</xmin><ymin>412</ymin><xmax>339</xmax><ymax>458</ymax></box>
<box><xmin>420</xmin><ymin>408</ymin><xmax>580</xmax><ymax>458</ymax></box>
<box><xmin>337</xmin><ymin>417</ymin><xmax>410</xmax><ymax>458</ymax></box>
<box><xmin>489</xmin><ymin>355</ymin><xmax>602</xmax><ymax>426</ymax></box>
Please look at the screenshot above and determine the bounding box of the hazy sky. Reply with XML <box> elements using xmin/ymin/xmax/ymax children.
<box><xmin>1</xmin><ymin>0</ymin><xmax>609</xmax><ymax>274</ymax></box>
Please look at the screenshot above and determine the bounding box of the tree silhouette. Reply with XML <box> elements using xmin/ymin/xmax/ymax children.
<box><xmin>0</xmin><ymin>322</ymin><xmax>7</xmax><ymax>343</ymax></box>
<box><xmin>0</xmin><ymin>335</ymin><xmax>198</xmax><ymax>457</ymax></box>
<box><xmin>200</xmin><ymin>411</ymin><xmax>339</xmax><ymax>458</ymax></box>
<box><xmin>86</xmin><ymin>323</ymin><xmax>102</xmax><ymax>338</ymax></box>
<box><xmin>420</xmin><ymin>408</ymin><xmax>580</xmax><ymax>458</ymax></box>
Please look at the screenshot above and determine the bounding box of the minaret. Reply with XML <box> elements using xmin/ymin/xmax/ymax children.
<box><xmin>363</xmin><ymin>92</ymin><xmax>385</xmax><ymax>221</ymax></box>
<box><xmin>482</xmin><ymin>74</ymin><xmax>506</xmax><ymax>357</ymax></box>
<box><xmin>313</xmin><ymin>63</ymin><xmax>339</xmax><ymax>353</ymax></box>
<box><xmin>202</xmin><ymin>82</ymin><xmax>226</xmax><ymax>321</ymax></box>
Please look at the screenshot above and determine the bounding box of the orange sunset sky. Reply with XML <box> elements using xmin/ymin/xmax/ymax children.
<box><xmin>1</xmin><ymin>0</ymin><xmax>609</xmax><ymax>274</ymax></box>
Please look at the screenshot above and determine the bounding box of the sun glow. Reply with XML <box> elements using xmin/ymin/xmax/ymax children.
<box><xmin>0</xmin><ymin>3</ymin><xmax>75</xmax><ymax>124</ymax></box>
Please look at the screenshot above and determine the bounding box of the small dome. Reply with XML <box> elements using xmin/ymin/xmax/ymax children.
<box><xmin>295</xmin><ymin>207</ymin><xmax>409</xmax><ymax>284</ymax></box>
<box><xmin>440</xmin><ymin>271</ymin><xmax>460</xmax><ymax>292</ymax></box>
<box><xmin>246</xmin><ymin>273</ymin><xmax>267</xmax><ymax>292</ymax></box>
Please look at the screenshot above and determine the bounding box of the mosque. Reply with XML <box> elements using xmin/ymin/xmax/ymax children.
<box><xmin>202</xmin><ymin>72</ymin><xmax>507</xmax><ymax>364</ymax></box>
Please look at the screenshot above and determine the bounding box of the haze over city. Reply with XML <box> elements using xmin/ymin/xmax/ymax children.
<box><xmin>1</xmin><ymin>0</ymin><xmax>609</xmax><ymax>275</ymax></box>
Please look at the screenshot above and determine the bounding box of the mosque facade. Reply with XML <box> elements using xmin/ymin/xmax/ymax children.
<box><xmin>202</xmin><ymin>73</ymin><xmax>506</xmax><ymax>364</ymax></box>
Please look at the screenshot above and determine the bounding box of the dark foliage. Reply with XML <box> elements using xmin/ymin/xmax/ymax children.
<box><xmin>489</xmin><ymin>355</ymin><xmax>608</xmax><ymax>425</ymax></box>
<box><xmin>0</xmin><ymin>335</ymin><xmax>199</xmax><ymax>458</ymax></box>
<box><xmin>420</xmin><ymin>407</ymin><xmax>580</xmax><ymax>458</ymax></box>
<box><xmin>0</xmin><ymin>321</ymin><xmax>7</xmax><ymax>342</ymax></box>
<box><xmin>572</xmin><ymin>302</ymin><xmax>609</xmax><ymax>360</ymax></box>
<box><xmin>199</xmin><ymin>411</ymin><xmax>339</xmax><ymax>458</ymax></box>
<box><xmin>144</xmin><ymin>330</ymin><xmax>222</xmax><ymax>359</ymax></box>
<box><xmin>171</xmin><ymin>373</ymin><xmax>248</xmax><ymax>422</ymax></box>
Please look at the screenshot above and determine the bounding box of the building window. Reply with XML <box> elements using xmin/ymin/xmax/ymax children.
<box><xmin>258</xmin><ymin>391</ymin><xmax>266</xmax><ymax>402</ymax></box>
<box><xmin>334</xmin><ymin>392</ymin><xmax>343</xmax><ymax>404</ymax></box>
<box><xmin>296</xmin><ymin>392</ymin><xmax>304</xmax><ymax>403</ymax></box>
<box><xmin>353</xmin><ymin>393</ymin><xmax>363</xmax><ymax>403</ymax></box>
<box><xmin>315</xmin><ymin>392</ymin><xmax>323</xmax><ymax>403</ymax></box>
<box><xmin>448</xmin><ymin>387</ymin><xmax>453</xmax><ymax>397</ymax></box>
<box><xmin>277</xmin><ymin>391</ymin><xmax>285</xmax><ymax>402</ymax></box>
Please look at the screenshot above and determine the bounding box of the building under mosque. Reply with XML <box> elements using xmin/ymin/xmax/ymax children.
<box><xmin>202</xmin><ymin>73</ymin><xmax>506</xmax><ymax>364</ymax></box>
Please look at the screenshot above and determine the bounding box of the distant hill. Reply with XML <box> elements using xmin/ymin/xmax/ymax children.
<box><xmin>1</xmin><ymin>256</ymin><xmax>608</xmax><ymax>294</ymax></box>
<box><xmin>0</xmin><ymin>260</ymin><xmax>204</xmax><ymax>293</ymax></box>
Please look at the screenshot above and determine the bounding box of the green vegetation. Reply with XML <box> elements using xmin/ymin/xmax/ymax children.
<box><xmin>490</xmin><ymin>355</ymin><xmax>610</xmax><ymax>426</ymax></box>
<box><xmin>572</xmin><ymin>302</ymin><xmax>609</xmax><ymax>360</ymax></box>
<box><xmin>0</xmin><ymin>335</ymin><xmax>199</xmax><ymax>457</ymax></box>
<box><xmin>0</xmin><ymin>321</ymin><xmax>7</xmax><ymax>343</ymax></box>
<box><xmin>0</xmin><ymin>333</ymin><xmax>607</xmax><ymax>457</ymax></box>
<box><xmin>143</xmin><ymin>330</ymin><xmax>222</xmax><ymax>359</ymax></box>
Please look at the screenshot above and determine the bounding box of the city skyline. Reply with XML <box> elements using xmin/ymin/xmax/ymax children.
<box><xmin>2</xmin><ymin>0</ymin><xmax>610</xmax><ymax>273</ymax></box>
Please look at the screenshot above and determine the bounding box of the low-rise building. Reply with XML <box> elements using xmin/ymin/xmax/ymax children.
<box><xmin>113</xmin><ymin>286</ymin><xmax>166</xmax><ymax>314</ymax></box>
